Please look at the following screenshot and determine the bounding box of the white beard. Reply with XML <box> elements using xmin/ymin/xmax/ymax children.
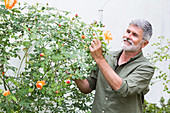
<box><xmin>121</xmin><ymin>38</ymin><xmax>143</xmax><ymax>52</ymax></box>
<box><xmin>121</xmin><ymin>43</ymin><xmax>141</xmax><ymax>52</ymax></box>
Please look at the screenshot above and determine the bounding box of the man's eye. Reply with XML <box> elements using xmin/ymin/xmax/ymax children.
<box><xmin>127</xmin><ymin>30</ymin><xmax>130</xmax><ymax>33</ymax></box>
<box><xmin>133</xmin><ymin>33</ymin><xmax>138</xmax><ymax>37</ymax></box>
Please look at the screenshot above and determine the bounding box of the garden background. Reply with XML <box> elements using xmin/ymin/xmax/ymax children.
<box><xmin>0</xmin><ymin>0</ymin><xmax>169</xmax><ymax>112</ymax></box>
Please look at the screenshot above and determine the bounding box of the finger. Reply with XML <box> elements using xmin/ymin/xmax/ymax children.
<box><xmin>96</xmin><ymin>39</ymin><xmax>101</xmax><ymax>46</ymax></box>
<box><xmin>89</xmin><ymin>46</ymin><xmax>94</xmax><ymax>52</ymax></box>
<box><xmin>92</xmin><ymin>39</ymin><xmax>98</xmax><ymax>45</ymax></box>
<box><xmin>91</xmin><ymin>41</ymin><xmax>95</xmax><ymax>48</ymax></box>
<box><xmin>94</xmin><ymin>39</ymin><xmax>101</xmax><ymax>46</ymax></box>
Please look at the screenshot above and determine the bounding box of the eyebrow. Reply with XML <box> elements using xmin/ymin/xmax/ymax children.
<box><xmin>127</xmin><ymin>29</ymin><xmax>139</xmax><ymax>37</ymax></box>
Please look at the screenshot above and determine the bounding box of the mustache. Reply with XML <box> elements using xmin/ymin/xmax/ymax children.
<box><xmin>123</xmin><ymin>38</ymin><xmax>134</xmax><ymax>45</ymax></box>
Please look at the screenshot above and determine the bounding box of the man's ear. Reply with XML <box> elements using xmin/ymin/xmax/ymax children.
<box><xmin>142</xmin><ymin>40</ymin><xmax>149</xmax><ymax>48</ymax></box>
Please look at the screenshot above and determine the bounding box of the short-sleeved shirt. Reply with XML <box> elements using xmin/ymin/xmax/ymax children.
<box><xmin>87</xmin><ymin>50</ymin><xmax>155</xmax><ymax>113</ymax></box>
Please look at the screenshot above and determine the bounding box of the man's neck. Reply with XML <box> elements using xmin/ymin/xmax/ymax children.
<box><xmin>118</xmin><ymin>50</ymin><xmax>141</xmax><ymax>66</ymax></box>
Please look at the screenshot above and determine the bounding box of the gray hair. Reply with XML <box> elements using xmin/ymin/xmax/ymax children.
<box><xmin>130</xmin><ymin>19</ymin><xmax>153</xmax><ymax>41</ymax></box>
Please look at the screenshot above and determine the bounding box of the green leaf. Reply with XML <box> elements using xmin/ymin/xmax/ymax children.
<box><xmin>6</xmin><ymin>78</ymin><xmax>15</xmax><ymax>84</ymax></box>
<box><xmin>12</xmin><ymin>96</ymin><xmax>17</xmax><ymax>102</ymax></box>
<box><xmin>0</xmin><ymin>5</ymin><xmax>5</xmax><ymax>9</ymax></box>
<box><xmin>42</xmin><ymin>7</ymin><xmax>45</xmax><ymax>10</ymax></box>
<box><xmin>7</xmin><ymin>96</ymin><xmax>12</xmax><ymax>101</ymax></box>
<box><xmin>28</xmin><ymin>88</ymin><xmax>34</xmax><ymax>93</ymax></box>
<box><xmin>12</xmin><ymin>8</ymin><xmax>21</xmax><ymax>13</ymax></box>
<box><xmin>19</xmin><ymin>100</ymin><xmax>29</xmax><ymax>107</ymax></box>
<box><xmin>0</xmin><ymin>89</ymin><xmax>3</xmax><ymax>93</ymax></box>
<box><xmin>23</xmin><ymin>41</ymin><xmax>30</xmax><ymax>48</ymax></box>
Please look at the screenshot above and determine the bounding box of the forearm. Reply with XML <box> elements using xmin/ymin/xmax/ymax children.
<box><xmin>89</xmin><ymin>39</ymin><xmax>122</xmax><ymax>90</ymax></box>
<box><xmin>75</xmin><ymin>79</ymin><xmax>92</xmax><ymax>94</ymax></box>
<box><xmin>96</xmin><ymin>59</ymin><xmax>122</xmax><ymax>90</ymax></box>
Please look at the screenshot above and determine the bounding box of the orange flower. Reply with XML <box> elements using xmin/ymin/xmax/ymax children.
<box><xmin>36</xmin><ymin>81</ymin><xmax>45</xmax><ymax>90</ymax></box>
<box><xmin>104</xmin><ymin>31</ymin><xmax>113</xmax><ymax>43</ymax></box>
<box><xmin>85</xmin><ymin>45</ymin><xmax>88</xmax><ymax>51</ymax></box>
<box><xmin>81</xmin><ymin>35</ymin><xmax>85</xmax><ymax>39</ymax></box>
<box><xmin>5</xmin><ymin>0</ymin><xmax>18</xmax><ymax>9</ymax></box>
<box><xmin>3</xmin><ymin>90</ymin><xmax>10</xmax><ymax>97</ymax></box>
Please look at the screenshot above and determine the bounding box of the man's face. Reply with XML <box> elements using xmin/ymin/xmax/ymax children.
<box><xmin>122</xmin><ymin>24</ymin><xmax>145</xmax><ymax>52</ymax></box>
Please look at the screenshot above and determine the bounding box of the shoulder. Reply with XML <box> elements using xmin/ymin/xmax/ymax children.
<box><xmin>138</xmin><ymin>53</ymin><xmax>154</xmax><ymax>68</ymax></box>
<box><xmin>132</xmin><ymin>53</ymin><xmax>155</xmax><ymax>74</ymax></box>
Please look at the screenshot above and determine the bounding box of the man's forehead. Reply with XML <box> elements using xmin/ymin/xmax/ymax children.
<box><xmin>128</xmin><ymin>24</ymin><xmax>143</xmax><ymax>33</ymax></box>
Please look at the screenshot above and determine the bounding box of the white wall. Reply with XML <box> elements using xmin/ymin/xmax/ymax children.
<box><xmin>1</xmin><ymin>0</ymin><xmax>170</xmax><ymax>105</ymax></box>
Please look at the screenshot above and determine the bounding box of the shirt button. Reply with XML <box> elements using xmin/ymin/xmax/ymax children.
<box><xmin>105</xmin><ymin>97</ymin><xmax>108</xmax><ymax>100</ymax></box>
<box><xmin>102</xmin><ymin>111</ymin><xmax>104</xmax><ymax>113</ymax></box>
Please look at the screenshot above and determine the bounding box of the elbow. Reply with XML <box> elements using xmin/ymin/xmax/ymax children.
<box><xmin>79</xmin><ymin>87</ymin><xmax>93</xmax><ymax>94</ymax></box>
<box><xmin>81</xmin><ymin>91</ymin><xmax>89</xmax><ymax>94</ymax></box>
<box><xmin>75</xmin><ymin>79</ymin><xmax>93</xmax><ymax>94</ymax></box>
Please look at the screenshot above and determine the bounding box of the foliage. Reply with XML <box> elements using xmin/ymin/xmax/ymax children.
<box><xmin>143</xmin><ymin>36</ymin><xmax>170</xmax><ymax>112</ymax></box>
<box><xmin>148</xmin><ymin>36</ymin><xmax>170</xmax><ymax>94</ymax></box>
<box><xmin>0</xmin><ymin>2</ymin><xmax>107</xmax><ymax>112</ymax></box>
<box><xmin>143</xmin><ymin>97</ymin><xmax>170</xmax><ymax>113</ymax></box>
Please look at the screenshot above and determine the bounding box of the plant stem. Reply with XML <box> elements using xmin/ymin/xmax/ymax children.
<box><xmin>17</xmin><ymin>51</ymin><xmax>26</xmax><ymax>77</ymax></box>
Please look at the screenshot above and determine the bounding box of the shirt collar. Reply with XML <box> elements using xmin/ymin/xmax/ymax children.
<box><xmin>113</xmin><ymin>49</ymin><xmax>143</xmax><ymax>62</ymax></box>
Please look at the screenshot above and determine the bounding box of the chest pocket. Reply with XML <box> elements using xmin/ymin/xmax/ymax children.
<box><xmin>116</xmin><ymin>61</ymin><xmax>142</xmax><ymax>79</ymax></box>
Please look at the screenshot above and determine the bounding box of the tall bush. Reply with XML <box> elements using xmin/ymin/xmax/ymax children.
<box><xmin>148</xmin><ymin>36</ymin><xmax>170</xmax><ymax>93</ymax></box>
<box><xmin>0</xmin><ymin>3</ymin><xmax>108</xmax><ymax>112</ymax></box>
<box><xmin>143</xmin><ymin>36</ymin><xmax>170</xmax><ymax>112</ymax></box>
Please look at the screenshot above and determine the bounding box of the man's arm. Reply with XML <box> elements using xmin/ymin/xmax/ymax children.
<box><xmin>75</xmin><ymin>79</ymin><xmax>93</xmax><ymax>94</ymax></box>
<box><xmin>89</xmin><ymin>39</ymin><xmax>122</xmax><ymax>90</ymax></box>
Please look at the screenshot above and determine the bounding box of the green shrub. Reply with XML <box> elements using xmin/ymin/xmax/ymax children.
<box><xmin>0</xmin><ymin>2</ymin><xmax>107</xmax><ymax>112</ymax></box>
<box><xmin>144</xmin><ymin>36</ymin><xmax>170</xmax><ymax>113</ymax></box>
<box><xmin>143</xmin><ymin>97</ymin><xmax>170</xmax><ymax>113</ymax></box>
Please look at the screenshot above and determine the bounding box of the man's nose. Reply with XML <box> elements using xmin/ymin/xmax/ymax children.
<box><xmin>125</xmin><ymin>32</ymin><xmax>132</xmax><ymax>39</ymax></box>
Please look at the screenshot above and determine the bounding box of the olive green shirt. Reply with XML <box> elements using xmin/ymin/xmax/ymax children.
<box><xmin>87</xmin><ymin>50</ymin><xmax>154</xmax><ymax>113</ymax></box>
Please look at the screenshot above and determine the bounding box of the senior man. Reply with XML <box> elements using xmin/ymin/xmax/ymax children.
<box><xmin>75</xmin><ymin>19</ymin><xmax>154</xmax><ymax>113</ymax></box>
